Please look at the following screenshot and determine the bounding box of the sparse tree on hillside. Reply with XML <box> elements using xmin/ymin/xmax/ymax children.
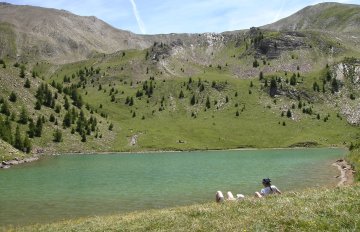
<box><xmin>1</xmin><ymin>100</ymin><xmax>11</xmax><ymax>116</ymax></box>
<box><xmin>206</xmin><ymin>96</ymin><xmax>211</xmax><ymax>109</ymax></box>
<box><xmin>18</xmin><ymin>107</ymin><xmax>29</xmax><ymax>125</ymax></box>
<box><xmin>290</xmin><ymin>74</ymin><xmax>297</xmax><ymax>86</ymax></box>
<box><xmin>331</xmin><ymin>78</ymin><xmax>339</xmax><ymax>93</ymax></box>
<box><xmin>28</xmin><ymin>119</ymin><xmax>35</xmax><ymax>138</ymax></box>
<box><xmin>53</xmin><ymin>129</ymin><xmax>63</xmax><ymax>142</ymax></box>
<box><xmin>35</xmin><ymin>117</ymin><xmax>43</xmax><ymax>137</ymax></box>
<box><xmin>179</xmin><ymin>90</ymin><xmax>184</xmax><ymax>99</ymax></box>
<box><xmin>9</xmin><ymin>92</ymin><xmax>17</xmax><ymax>102</ymax></box>
<box><xmin>19</xmin><ymin>66</ymin><xmax>25</xmax><ymax>78</ymax></box>
<box><xmin>23</xmin><ymin>134</ymin><xmax>31</xmax><ymax>153</ymax></box>
<box><xmin>24</xmin><ymin>78</ymin><xmax>31</xmax><ymax>88</ymax></box>
<box><xmin>190</xmin><ymin>95</ymin><xmax>196</xmax><ymax>105</ymax></box>
<box><xmin>313</xmin><ymin>82</ymin><xmax>320</xmax><ymax>92</ymax></box>
<box><xmin>14</xmin><ymin>125</ymin><xmax>23</xmax><ymax>150</ymax></box>
<box><xmin>0</xmin><ymin>116</ymin><xmax>13</xmax><ymax>144</ymax></box>
<box><xmin>64</xmin><ymin>96</ymin><xmax>70</xmax><ymax>110</ymax></box>
<box><xmin>270</xmin><ymin>78</ymin><xmax>277</xmax><ymax>97</ymax></box>
<box><xmin>259</xmin><ymin>71</ymin><xmax>264</xmax><ymax>80</ymax></box>
<box><xmin>287</xmin><ymin>109</ymin><xmax>292</xmax><ymax>118</ymax></box>
<box><xmin>49</xmin><ymin>114</ymin><xmax>56</xmax><ymax>123</ymax></box>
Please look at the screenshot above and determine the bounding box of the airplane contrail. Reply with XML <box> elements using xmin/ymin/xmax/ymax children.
<box><xmin>273</xmin><ymin>0</ymin><xmax>286</xmax><ymax>22</ymax></box>
<box><xmin>129</xmin><ymin>0</ymin><xmax>146</xmax><ymax>34</ymax></box>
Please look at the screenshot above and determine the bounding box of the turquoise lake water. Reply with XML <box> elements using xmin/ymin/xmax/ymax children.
<box><xmin>0</xmin><ymin>148</ymin><xmax>345</xmax><ymax>226</ymax></box>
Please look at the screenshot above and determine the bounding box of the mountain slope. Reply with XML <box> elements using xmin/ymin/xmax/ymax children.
<box><xmin>0</xmin><ymin>3</ymin><xmax>150</xmax><ymax>63</ymax></box>
<box><xmin>0</xmin><ymin>2</ymin><xmax>360</xmax><ymax>160</ymax></box>
<box><xmin>263</xmin><ymin>2</ymin><xmax>360</xmax><ymax>32</ymax></box>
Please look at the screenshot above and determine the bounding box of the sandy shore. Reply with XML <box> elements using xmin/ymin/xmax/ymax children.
<box><xmin>332</xmin><ymin>159</ymin><xmax>355</xmax><ymax>186</ymax></box>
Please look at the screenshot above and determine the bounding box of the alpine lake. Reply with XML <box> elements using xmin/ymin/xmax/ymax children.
<box><xmin>0</xmin><ymin>148</ymin><xmax>345</xmax><ymax>226</ymax></box>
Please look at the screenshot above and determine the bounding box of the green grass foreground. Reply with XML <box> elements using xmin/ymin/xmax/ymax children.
<box><xmin>5</xmin><ymin>185</ymin><xmax>360</xmax><ymax>232</ymax></box>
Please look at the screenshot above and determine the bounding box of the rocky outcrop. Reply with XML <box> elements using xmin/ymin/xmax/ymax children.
<box><xmin>255</xmin><ymin>32</ymin><xmax>309</xmax><ymax>59</ymax></box>
<box><xmin>0</xmin><ymin>156</ymin><xmax>39</xmax><ymax>169</ymax></box>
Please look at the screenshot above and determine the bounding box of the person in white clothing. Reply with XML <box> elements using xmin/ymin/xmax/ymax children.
<box><xmin>255</xmin><ymin>178</ymin><xmax>281</xmax><ymax>198</ymax></box>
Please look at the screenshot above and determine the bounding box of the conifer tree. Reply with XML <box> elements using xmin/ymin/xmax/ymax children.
<box><xmin>190</xmin><ymin>95</ymin><xmax>196</xmax><ymax>105</ymax></box>
<box><xmin>9</xmin><ymin>92</ymin><xmax>17</xmax><ymax>102</ymax></box>
<box><xmin>20</xmin><ymin>65</ymin><xmax>25</xmax><ymax>78</ymax></box>
<box><xmin>23</xmin><ymin>134</ymin><xmax>31</xmax><ymax>153</ymax></box>
<box><xmin>28</xmin><ymin>119</ymin><xmax>35</xmax><ymax>138</ymax></box>
<box><xmin>0</xmin><ymin>116</ymin><xmax>13</xmax><ymax>144</ymax></box>
<box><xmin>18</xmin><ymin>107</ymin><xmax>29</xmax><ymax>124</ymax></box>
<box><xmin>35</xmin><ymin>117</ymin><xmax>43</xmax><ymax>137</ymax></box>
<box><xmin>14</xmin><ymin>125</ymin><xmax>23</xmax><ymax>150</ymax></box>
<box><xmin>53</xmin><ymin>129</ymin><xmax>63</xmax><ymax>142</ymax></box>
<box><xmin>1</xmin><ymin>100</ymin><xmax>11</xmax><ymax>116</ymax></box>
<box><xmin>179</xmin><ymin>90</ymin><xmax>184</xmax><ymax>99</ymax></box>
<box><xmin>64</xmin><ymin>96</ymin><xmax>70</xmax><ymax>110</ymax></box>
<box><xmin>24</xmin><ymin>78</ymin><xmax>31</xmax><ymax>88</ymax></box>
<box><xmin>206</xmin><ymin>96</ymin><xmax>211</xmax><ymax>109</ymax></box>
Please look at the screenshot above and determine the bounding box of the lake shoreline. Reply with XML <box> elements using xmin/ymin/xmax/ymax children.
<box><xmin>0</xmin><ymin>146</ymin><xmax>347</xmax><ymax>169</ymax></box>
<box><xmin>332</xmin><ymin>159</ymin><xmax>354</xmax><ymax>186</ymax></box>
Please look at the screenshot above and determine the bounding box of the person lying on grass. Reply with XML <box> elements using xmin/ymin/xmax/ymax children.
<box><xmin>216</xmin><ymin>178</ymin><xmax>281</xmax><ymax>202</ymax></box>
<box><xmin>254</xmin><ymin>178</ymin><xmax>281</xmax><ymax>198</ymax></box>
<box><xmin>216</xmin><ymin>191</ymin><xmax>244</xmax><ymax>202</ymax></box>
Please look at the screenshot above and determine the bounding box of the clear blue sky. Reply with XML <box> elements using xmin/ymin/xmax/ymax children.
<box><xmin>6</xmin><ymin>0</ymin><xmax>360</xmax><ymax>34</ymax></box>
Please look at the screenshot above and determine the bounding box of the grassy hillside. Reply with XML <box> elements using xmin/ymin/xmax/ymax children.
<box><xmin>0</xmin><ymin>138</ymin><xmax>25</xmax><ymax>161</ymax></box>
<box><xmin>5</xmin><ymin>184</ymin><xmax>359</xmax><ymax>231</ymax></box>
<box><xmin>263</xmin><ymin>2</ymin><xmax>360</xmax><ymax>32</ymax></box>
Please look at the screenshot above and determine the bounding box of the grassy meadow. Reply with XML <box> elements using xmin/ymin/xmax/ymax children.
<box><xmin>4</xmin><ymin>184</ymin><xmax>359</xmax><ymax>232</ymax></box>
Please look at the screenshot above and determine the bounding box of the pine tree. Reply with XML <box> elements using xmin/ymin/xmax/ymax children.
<box><xmin>9</xmin><ymin>92</ymin><xmax>17</xmax><ymax>102</ymax></box>
<box><xmin>35</xmin><ymin>117</ymin><xmax>43</xmax><ymax>137</ymax></box>
<box><xmin>19</xmin><ymin>65</ymin><xmax>25</xmax><ymax>78</ymax></box>
<box><xmin>129</xmin><ymin>97</ymin><xmax>134</xmax><ymax>106</ymax></box>
<box><xmin>28</xmin><ymin>119</ymin><xmax>35</xmax><ymax>138</ymax></box>
<box><xmin>18</xmin><ymin>107</ymin><xmax>29</xmax><ymax>124</ymax></box>
<box><xmin>64</xmin><ymin>96</ymin><xmax>70</xmax><ymax>110</ymax></box>
<box><xmin>287</xmin><ymin>109</ymin><xmax>292</xmax><ymax>118</ymax></box>
<box><xmin>206</xmin><ymin>96</ymin><xmax>211</xmax><ymax>109</ymax></box>
<box><xmin>179</xmin><ymin>90</ymin><xmax>184</xmax><ymax>99</ymax></box>
<box><xmin>1</xmin><ymin>100</ymin><xmax>11</xmax><ymax>116</ymax></box>
<box><xmin>190</xmin><ymin>95</ymin><xmax>196</xmax><ymax>105</ymax></box>
<box><xmin>49</xmin><ymin>114</ymin><xmax>56</xmax><ymax>122</ymax></box>
<box><xmin>14</xmin><ymin>125</ymin><xmax>23</xmax><ymax>150</ymax></box>
<box><xmin>53</xmin><ymin>129</ymin><xmax>63</xmax><ymax>142</ymax></box>
<box><xmin>81</xmin><ymin>132</ymin><xmax>86</xmax><ymax>142</ymax></box>
<box><xmin>0</xmin><ymin>116</ymin><xmax>13</xmax><ymax>144</ymax></box>
<box><xmin>23</xmin><ymin>134</ymin><xmax>31</xmax><ymax>153</ymax></box>
<box><xmin>290</xmin><ymin>74</ymin><xmax>297</xmax><ymax>86</ymax></box>
<box><xmin>270</xmin><ymin>78</ymin><xmax>277</xmax><ymax>97</ymax></box>
<box><xmin>63</xmin><ymin>111</ymin><xmax>72</xmax><ymax>129</ymax></box>
<box><xmin>24</xmin><ymin>78</ymin><xmax>31</xmax><ymax>88</ymax></box>
<box><xmin>331</xmin><ymin>78</ymin><xmax>339</xmax><ymax>93</ymax></box>
<box><xmin>34</xmin><ymin>100</ymin><xmax>41</xmax><ymax>110</ymax></box>
<box><xmin>259</xmin><ymin>71</ymin><xmax>264</xmax><ymax>80</ymax></box>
